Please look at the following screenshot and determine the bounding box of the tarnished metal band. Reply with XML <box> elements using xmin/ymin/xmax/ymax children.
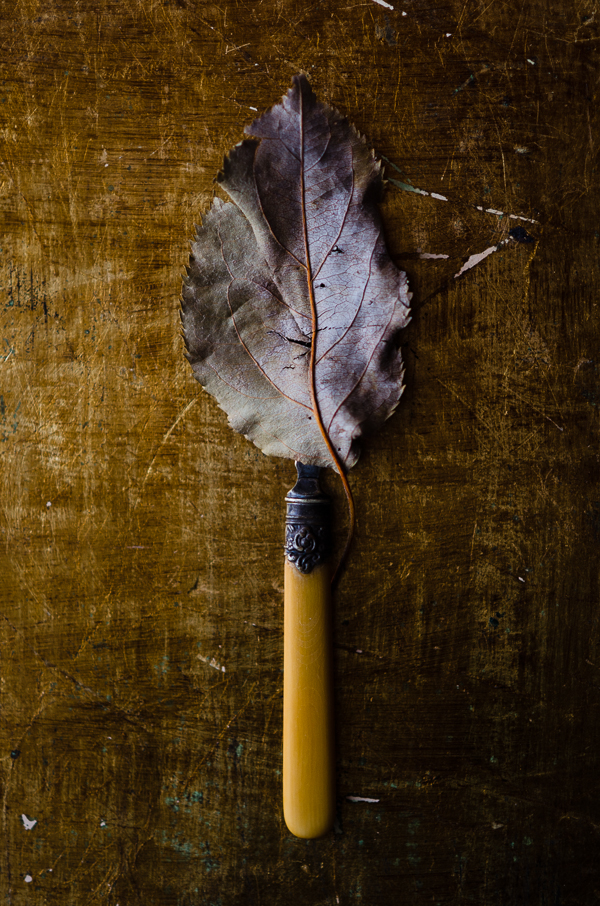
<box><xmin>284</xmin><ymin>516</ymin><xmax>330</xmax><ymax>573</ymax></box>
<box><xmin>284</xmin><ymin>464</ymin><xmax>331</xmax><ymax>574</ymax></box>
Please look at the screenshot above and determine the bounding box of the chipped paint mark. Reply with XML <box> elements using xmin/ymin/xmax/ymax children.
<box><xmin>347</xmin><ymin>795</ymin><xmax>380</xmax><ymax>803</ymax></box>
<box><xmin>382</xmin><ymin>156</ymin><xmax>449</xmax><ymax>202</ymax></box>
<box><xmin>383</xmin><ymin>155</ymin><xmax>537</xmax><ymax>224</ymax></box>
<box><xmin>455</xmin><ymin>241</ymin><xmax>509</xmax><ymax>278</ymax></box>
<box><xmin>454</xmin><ymin>73</ymin><xmax>476</xmax><ymax>94</ymax></box>
<box><xmin>475</xmin><ymin>205</ymin><xmax>537</xmax><ymax>223</ymax></box>
<box><xmin>1</xmin><ymin>339</ymin><xmax>15</xmax><ymax>362</ymax></box>
<box><xmin>24</xmin><ymin>875</ymin><xmax>33</xmax><ymax>883</ymax></box>
<box><xmin>372</xmin><ymin>0</ymin><xmax>394</xmax><ymax>8</ymax></box>
<box><xmin>197</xmin><ymin>653</ymin><xmax>226</xmax><ymax>673</ymax></box>
<box><xmin>509</xmin><ymin>225</ymin><xmax>535</xmax><ymax>244</ymax></box>
<box><xmin>388</xmin><ymin>178</ymin><xmax>430</xmax><ymax>197</ymax></box>
<box><xmin>21</xmin><ymin>814</ymin><xmax>37</xmax><ymax>830</ymax></box>
<box><xmin>417</xmin><ymin>251</ymin><xmax>450</xmax><ymax>260</ymax></box>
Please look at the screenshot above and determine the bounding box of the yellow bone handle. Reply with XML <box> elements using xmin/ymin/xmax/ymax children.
<box><xmin>283</xmin><ymin>559</ymin><xmax>335</xmax><ymax>838</ymax></box>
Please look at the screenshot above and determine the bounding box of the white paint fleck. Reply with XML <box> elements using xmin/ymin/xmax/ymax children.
<box><xmin>519</xmin><ymin>577</ymin><xmax>525</xmax><ymax>583</ymax></box>
<box><xmin>475</xmin><ymin>205</ymin><xmax>537</xmax><ymax>223</ymax></box>
<box><xmin>445</xmin><ymin>32</ymin><xmax>452</xmax><ymax>37</ymax></box>
<box><xmin>248</xmin><ymin>106</ymin><xmax>258</xmax><ymax>111</ymax></box>
<box><xmin>492</xmin><ymin>822</ymin><xmax>504</xmax><ymax>829</ymax></box>
<box><xmin>527</xmin><ymin>58</ymin><xmax>535</xmax><ymax>65</ymax></box>
<box><xmin>356</xmin><ymin>649</ymin><xmax>363</xmax><ymax>654</ymax></box>
<box><xmin>455</xmin><ymin>241</ymin><xmax>508</xmax><ymax>278</ymax></box>
<box><xmin>100</xmin><ymin>819</ymin><xmax>107</xmax><ymax>827</ymax></box>
<box><xmin>386</xmin><ymin>171</ymin><xmax>448</xmax><ymax>202</ymax></box>
<box><xmin>372</xmin><ymin>0</ymin><xmax>394</xmax><ymax>8</ymax></box>
<box><xmin>384</xmin><ymin>155</ymin><xmax>538</xmax><ymax>227</ymax></box>
<box><xmin>24</xmin><ymin>875</ymin><xmax>33</xmax><ymax>884</ymax></box>
<box><xmin>402</xmin><ymin>10</ymin><xmax>407</xmax><ymax>14</ymax></box>
<box><xmin>508</xmin><ymin>213</ymin><xmax>537</xmax><ymax>223</ymax></box>
<box><xmin>514</xmin><ymin>146</ymin><xmax>530</xmax><ymax>154</ymax></box>
<box><xmin>21</xmin><ymin>814</ymin><xmax>37</xmax><ymax>830</ymax></box>
<box><xmin>347</xmin><ymin>796</ymin><xmax>380</xmax><ymax>803</ymax></box>
<box><xmin>197</xmin><ymin>653</ymin><xmax>226</xmax><ymax>673</ymax></box>
<box><xmin>46</xmin><ymin>501</ymin><xmax>51</xmax><ymax>508</ymax></box>
<box><xmin>401</xmin><ymin>184</ymin><xmax>429</xmax><ymax>196</ymax></box>
<box><xmin>417</xmin><ymin>251</ymin><xmax>450</xmax><ymax>260</ymax></box>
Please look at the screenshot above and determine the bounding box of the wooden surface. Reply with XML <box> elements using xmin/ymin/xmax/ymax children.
<box><xmin>1</xmin><ymin>1</ymin><xmax>599</xmax><ymax>903</ymax></box>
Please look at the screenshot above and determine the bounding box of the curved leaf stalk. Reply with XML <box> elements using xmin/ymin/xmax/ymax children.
<box><xmin>299</xmin><ymin>96</ymin><xmax>355</xmax><ymax>586</ymax></box>
<box><xmin>307</xmin><ymin>292</ymin><xmax>356</xmax><ymax>588</ymax></box>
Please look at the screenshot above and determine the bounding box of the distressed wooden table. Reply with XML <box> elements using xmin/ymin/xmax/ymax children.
<box><xmin>1</xmin><ymin>1</ymin><xmax>599</xmax><ymax>903</ymax></box>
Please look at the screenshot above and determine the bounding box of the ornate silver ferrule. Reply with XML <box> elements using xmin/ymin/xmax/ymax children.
<box><xmin>285</xmin><ymin>462</ymin><xmax>331</xmax><ymax>574</ymax></box>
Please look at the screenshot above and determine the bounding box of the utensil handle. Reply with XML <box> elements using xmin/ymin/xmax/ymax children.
<box><xmin>283</xmin><ymin>559</ymin><xmax>335</xmax><ymax>838</ymax></box>
<box><xmin>283</xmin><ymin>462</ymin><xmax>335</xmax><ymax>838</ymax></box>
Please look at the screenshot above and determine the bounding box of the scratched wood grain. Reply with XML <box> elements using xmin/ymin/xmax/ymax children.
<box><xmin>1</xmin><ymin>1</ymin><xmax>599</xmax><ymax>903</ymax></box>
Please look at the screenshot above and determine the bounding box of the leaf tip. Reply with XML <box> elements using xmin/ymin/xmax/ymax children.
<box><xmin>291</xmin><ymin>71</ymin><xmax>312</xmax><ymax>92</ymax></box>
<box><xmin>290</xmin><ymin>72</ymin><xmax>318</xmax><ymax>111</ymax></box>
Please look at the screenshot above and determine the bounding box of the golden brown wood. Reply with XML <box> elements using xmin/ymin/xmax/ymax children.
<box><xmin>1</xmin><ymin>1</ymin><xmax>600</xmax><ymax>902</ymax></box>
<box><xmin>283</xmin><ymin>561</ymin><xmax>335</xmax><ymax>838</ymax></box>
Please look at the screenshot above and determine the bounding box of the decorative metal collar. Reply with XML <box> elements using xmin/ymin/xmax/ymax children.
<box><xmin>284</xmin><ymin>462</ymin><xmax>331</xmax><ymax>574</ymax></box>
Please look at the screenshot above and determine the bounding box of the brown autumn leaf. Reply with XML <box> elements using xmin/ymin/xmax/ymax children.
<box><xmin>181</xmin><ymin>74</ymin><xmax>411</xmax><ymax>471</ymax></box>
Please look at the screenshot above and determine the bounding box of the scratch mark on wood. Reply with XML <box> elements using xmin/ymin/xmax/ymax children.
<box><xmin>136</xmin><ymin>395</ymin><xmax>199</xmax><ymax>500</ymax></box>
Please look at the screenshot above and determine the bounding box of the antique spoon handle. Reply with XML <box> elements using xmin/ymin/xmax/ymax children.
<box><xmin>283</xmin><ymin>463</ymin><xmax>335</xmax><ymax>838</ymax></box>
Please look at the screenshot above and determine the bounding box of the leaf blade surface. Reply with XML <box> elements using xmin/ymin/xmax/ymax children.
<box><xmin>181</xmin><ymin>75</ymin><xmax>411</xmax><ymax>469</ymax></box>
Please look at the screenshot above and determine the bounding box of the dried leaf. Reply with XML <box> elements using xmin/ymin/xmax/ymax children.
<box><xmin>181</xmin><ymin>75</ymin><xmax>411</xmax><ymax>470</ymax></box>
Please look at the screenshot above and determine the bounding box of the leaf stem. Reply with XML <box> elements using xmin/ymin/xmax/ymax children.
<box><xmin>299</xmin><ymin>93</ymin><xmax>355</xmax><ymax>587</ymax></box>
<box><xmin>306</xmin><ymin>309</ymin><xmax>355</xmax><ymax>588</ymax></box>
